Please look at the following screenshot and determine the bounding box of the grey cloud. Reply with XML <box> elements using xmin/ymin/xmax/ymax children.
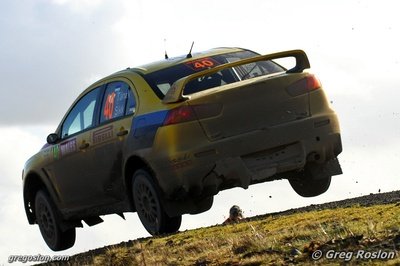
<box><xmin>333</xmin><ymin>82</ymin><xmax>400</xmax><ymax>149</ymax></box>
<box><xmin>0</xmin><ymin>1</ymin><xmax>122</xmax><ymax>125</ymax></box>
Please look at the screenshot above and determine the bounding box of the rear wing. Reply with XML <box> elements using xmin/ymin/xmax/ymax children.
<box><xmin>162</xmin><ymin>49</ymin><xmax>311</xmax><ymax>104</ymax></box>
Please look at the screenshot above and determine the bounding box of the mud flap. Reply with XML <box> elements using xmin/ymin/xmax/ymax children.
<box><xmin>162</xmin><ymin>197</ymin><xmax>213</xmax><ymax>217</ymax></box>
<box><xmin>309</xmin><ymin>158</ymin><xmax>342</xmax><ymax>180</ymax></box>
<box><xmin>214</xmin><ymin>157</ymin><xmax>252</xmax><ymax>189</ymax></box>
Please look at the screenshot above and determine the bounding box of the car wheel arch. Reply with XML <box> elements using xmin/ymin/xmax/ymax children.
<box><xmin>24</xmin><ymin>172</ymin><xmax>59</xmax><ymax>224</ymax></box>
<box><xmin>124</xmin><ymin>156</ymin><xmax>160</xmax><ymax>210</ymax></box>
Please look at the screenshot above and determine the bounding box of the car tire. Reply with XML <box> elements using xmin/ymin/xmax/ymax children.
<box><xmin>35</xmin><ymin>190</ymin><xmax>76</xmax><ymax>251</ymax></box>
<box><xmin>164</xmin><ymin>215</ymin><xmax>182</xmax><ymax>233</ymax></box>
<box><xmin>289</xmin><ymin>164</ymin><xmax>332</xmax><ymax>197</ymax></box>
<box><xmin>132</xmin><ymin>169</ymin><xmax>182</xmax><ymax>235</ymax></box>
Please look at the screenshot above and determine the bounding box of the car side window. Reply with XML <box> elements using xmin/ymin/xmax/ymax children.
<box><xmin>125</xmin><ymin>87</ymin><xmax>136</xmax><ymax>115</ymax></box>
<box><xmin>61</xmin><ymin>87</ymin><xmax>101</xmax><ymax>138</ymax></box>
<box><xmin>100</xmin><ymin>81</ymin><xmax>136</xmax><ymax>123</ymax></box>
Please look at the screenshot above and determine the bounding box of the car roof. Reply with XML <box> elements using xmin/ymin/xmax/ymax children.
<box><xmin>87</xmin><ymin>47</ymin><xmax>248</xmax><ymax>91</ymax></box>
<box><xmin>121</xmin><ymin>47</ymin><xmax>246</xmax><ymax>75</ymax></box>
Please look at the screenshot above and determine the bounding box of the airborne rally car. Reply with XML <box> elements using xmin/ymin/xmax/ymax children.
<box><xmin>23</xmin><ymin>47</ymin><xmax>342</xmax><ymax>251</ymax></box>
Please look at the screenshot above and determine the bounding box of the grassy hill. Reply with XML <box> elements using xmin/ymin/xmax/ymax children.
<box><xmin>44</xmin><ymin>192</ymin><xmax>400</xmax><ymax>265</ymax></box>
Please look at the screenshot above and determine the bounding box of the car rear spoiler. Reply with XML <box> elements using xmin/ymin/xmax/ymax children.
<box><xmin>162</xmin><ymin>49</ymin><xmax>311</xmax><ymax>104</ymax></box>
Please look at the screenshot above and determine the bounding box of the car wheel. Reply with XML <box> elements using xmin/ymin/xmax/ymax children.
<box><xmin>289</xmin><ymin>164</ymin><xmax>332</xmax><ymax>197</ymax></box>
<box><xmin>132</xmin><ymin>169</ymin><xmax>182</xmax><ymax>235</ymax></box>
<box><xmin>35</xmin><ymin>190</ymin><xmax>76</xmax><ymax>251</ymax></box>
<box><xmin>164</xmin><ymin>215</ymin><xmax>182</xmax><ymax>232</ymax></box>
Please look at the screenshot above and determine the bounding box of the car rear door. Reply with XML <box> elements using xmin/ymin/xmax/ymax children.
<box><xmin>88</xmin><ymin>79</ymin><xmax>136</xmax><ymax>201</ymax></box>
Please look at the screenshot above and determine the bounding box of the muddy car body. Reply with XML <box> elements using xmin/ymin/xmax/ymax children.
<box><xmin>23</xmin><ymin>47</ymin><xmax>342</xmax><ymax>250</ymax></box>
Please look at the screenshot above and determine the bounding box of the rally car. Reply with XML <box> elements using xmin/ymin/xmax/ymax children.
<box><xmin>23</xmin><ymin>47</ymin><xmax>342</xmax><ymax>250</ymax></box>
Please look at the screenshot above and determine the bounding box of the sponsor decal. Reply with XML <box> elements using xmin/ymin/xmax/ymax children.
<box><xmin>171</xmin><ymin>160</ymin><xmax>193</xmax><ymax>170</ymax></box>
<box><xmin>93</xmin><ymin>126</ymin><xmax>114</xmax><ymax>144</ymax></box>
<box><xmin>170</xmin><ymin>153</ymin><xmax>192</xmax><ymax>170</ymax></box>
<box><xmin>42</xmin><ymin>145</ymin><xmax>59</xmax><ymax>160</ymax></box>
<box><xmin>52</xmin><ymin>145</ymin><xmax>60</xmax><ymax>160</ymax></box>
<box><xmin>59</xmin><ymin>139</ymin><xmax>77</xmax><ymax>156</ymax></box>
<box><xmin>42</xmin><ymin>147</ymin><xmax>51</xmax><ymax>159</ymax></box>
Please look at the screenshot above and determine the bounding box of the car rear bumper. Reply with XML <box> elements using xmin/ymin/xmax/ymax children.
<box><xmin>151</xmin><ymin>111</ymin><xmax>342</xmax><ymax>200</ymax></box>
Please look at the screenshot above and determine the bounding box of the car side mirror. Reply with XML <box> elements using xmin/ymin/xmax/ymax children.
<box><xmin>47</xmin><ymin>133</ymin><xmax>60</xmax><ymax>144</ymax></box>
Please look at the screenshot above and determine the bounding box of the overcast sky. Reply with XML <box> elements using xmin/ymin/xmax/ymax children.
<box><xmin>1</xmin><ymin>0</ymin><xmax>400</xmax><ymax>264</ymax></box>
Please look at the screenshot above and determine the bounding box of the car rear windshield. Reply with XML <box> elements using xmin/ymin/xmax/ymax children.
<box><xmin>143</xmin><ymin>50</ymin><xmax>285</xmax><ymax>99</ymax></box>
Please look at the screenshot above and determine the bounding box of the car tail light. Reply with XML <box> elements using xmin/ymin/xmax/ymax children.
<box><xmin>286</xmin><ymin>74</ymin><xmax>321</xmax><ymax>96</ymax></box>
<box><xmin>163</xmin><ymin>106</ymin><xmax>196</xmax><ymax>125</ymax></box>
<box><xmin>163</xmin><ymin>104</ymin><xmax>222</xmax><ymax>126</ymax></box>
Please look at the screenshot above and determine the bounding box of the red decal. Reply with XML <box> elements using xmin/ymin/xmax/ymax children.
<box><xmin>185</xmin><ymin>58</ymin><xmax>219</xmax><ymax>71</ymax></box>
<box><xmin>104</xmin><ymin>92</ymin><xmax>116</xmax><ymax>120</ymax></box>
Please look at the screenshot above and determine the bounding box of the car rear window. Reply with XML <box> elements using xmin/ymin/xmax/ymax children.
<box><xmin>143</xmin><ymin>50</ymin><xmax>285</xmax><ymax>99</ymax></box>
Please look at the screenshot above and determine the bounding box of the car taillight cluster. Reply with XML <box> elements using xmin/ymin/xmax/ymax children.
<box><xmin>163</xmin><ymin>104</ymin><xmax>222</xmax><ymax>126</ymax></box>
<box><xmin>163</xmin><ymin>106</ymin><xmax>197</xmax><ymax>125</ymax></box>
<box><xmin>286</xmin><ymin>74</ymin><xmax>321</xmax><ymax>96</ymax></box>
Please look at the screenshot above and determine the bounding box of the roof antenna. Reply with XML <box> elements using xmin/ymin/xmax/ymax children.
<box><xmin>164</xmin><ymin>38</ymin><xmax>169</xmax><ymax>59</ymax></box>
<box><xmin>186</xmin><ymin>41</ymin><xmax>194</xmax><ymax>58</ymax></box>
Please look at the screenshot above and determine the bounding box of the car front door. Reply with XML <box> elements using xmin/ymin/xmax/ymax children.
<box><xmin>48</xmin><ymin>86</ymin><xmax>105</xmax><ymax>210</ymax></box>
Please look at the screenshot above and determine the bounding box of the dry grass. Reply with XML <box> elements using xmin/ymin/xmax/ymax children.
<box><xmin>52</xmin><ymin>203</ymin><xmax>400</xmax><ymax>266</ymax></box>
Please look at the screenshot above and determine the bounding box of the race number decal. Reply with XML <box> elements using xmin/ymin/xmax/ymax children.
<box><xmin>185</xmin><ymin>58</ymin><xmax>219</xmax><ymax>71</ymax></box>
<box><xmin>103</xmin><ymin>92</ymin><xmax>116</xmax><ymax>120</ymax></box>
